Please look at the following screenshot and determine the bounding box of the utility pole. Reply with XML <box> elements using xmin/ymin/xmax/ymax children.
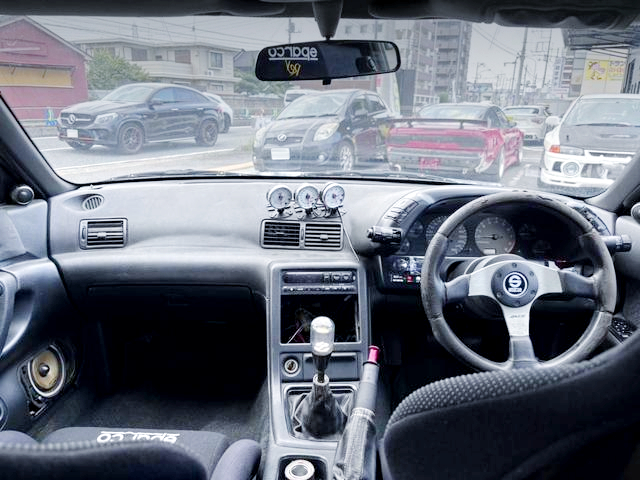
<box><xmin>514</xmin><ymin>27</ymin><xmax>528</xmax><ymax>105</ymax></box>
<box><xmin>541</xmin><ymin>31</ymin><xmax>553</xmax><ymax>94</ymax></box>
<box><xmin>288</xmin><ymin>19</ymin><xmax>297</xmax><ymax>43</ymax></box>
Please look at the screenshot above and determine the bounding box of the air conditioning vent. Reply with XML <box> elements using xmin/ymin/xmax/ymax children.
<box><xmin>82</xmin><ymin>195</ymin><xmax>104</xmax><ymax>210</ymax></box>
<box><xmin>80</xmin><ymin>219</ymin><xmax>127</xmax><ymax>249</ymax></box>
<box><xmin>304</xmin><ymin>223</ymin><xmax>342</xmax><ymax>250</ymax></box>
<box><xmin>262</xmin><ymin>221</ymin><xmax>301</xmax><ymax>248</ymax></box>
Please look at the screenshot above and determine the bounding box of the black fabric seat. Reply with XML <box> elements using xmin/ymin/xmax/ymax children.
<box><xmin>0</xmin><ymin>426</ymin><xmax>260</xmax><ymax>480</ymax></box>
<box><xmin>381</xmin><ymin>332</ymin><xmax>640</xmax><ymax>480</ymax></box>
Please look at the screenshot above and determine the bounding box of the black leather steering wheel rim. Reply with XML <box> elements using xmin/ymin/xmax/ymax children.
<box><xmin>421</xmin><ymin>191</ymin><xmax>616</xmax><ymax>371</ymax></box>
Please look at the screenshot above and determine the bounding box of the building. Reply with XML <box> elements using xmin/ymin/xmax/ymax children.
<box><xmin>432</xmin><ymin>20</ymin><xmax>472</xmax><ymax>103</ymax></box>
<box><xmin>76</xmin><ymin>39</ymin><xmax>240</xmax><ymax>94</ymax></box>
<box><xmin>0</xmin><ymin>16</ymin><xmax>88</xmax><ymax>120</ymax></box>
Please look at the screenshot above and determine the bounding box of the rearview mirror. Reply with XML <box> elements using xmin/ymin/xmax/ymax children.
<box><xmin>255</xmin><ymin>40</ymin><xmax>401</xmax><ymax>81</ymax></box>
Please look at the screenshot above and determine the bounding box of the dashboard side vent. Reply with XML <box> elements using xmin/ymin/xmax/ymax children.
<box><xmin>80</xmin><ymin>219</ymin><xmax>127</xmax><ymax>249</ymax></box>
<box><xmin>304</xmin><ymin>223</ymin><xmax>342</xmax><ymax>250</ymax></box>
<box><xmin>262</xmin><ymin>221</ymin><xmax>301</xmax><ymax>248</ymax></box>
<box><xmin>82</xmin><ymin>195</ymin><xmax>104</xmax><ymax>210</ymax></box>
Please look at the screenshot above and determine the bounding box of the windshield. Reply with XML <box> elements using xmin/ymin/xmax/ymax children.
<box><xmin>419</xmin><ymin>104</ymin><xmax>487</xmax><ymax>120</ymax></box>
<box><xmin>563</xmin><ymin>98</ymin><xmax>640</xmax><ymax>126</ymax></box>
<box><xmin>102</xmin><ymin>84</ymin><xmax>155</xmax><ymax>102</ymax></box>
<box><xmin>2</xmin><ymin>17</ymin><xmax>636</xmax><ymax>197</ymax></box>
<box><xmin>278</xmin><ymin>92</ymin><xmax>350</xmax><ymax>119</ymax></box>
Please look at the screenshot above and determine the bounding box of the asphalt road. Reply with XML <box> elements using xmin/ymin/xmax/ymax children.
<box><xmin>33</xmin><ymin>129</ymin><xmax>545</xmax><ymax>190</ymax></box>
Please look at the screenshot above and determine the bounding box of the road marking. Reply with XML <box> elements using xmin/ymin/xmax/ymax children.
<box><xmin>56</xmin><ymin>148</ymin><xmax>236</xmax><ymax>172</ymax></box>
<box><xmin>210</xmin><ymin>161</ymin><xmax>254</xmax><ymax>172</ymax></box>
<box><xmin>41</xmin><ymin>147</ymin><xmax>73</xmax><ymax>152</ymax></box>
<box><xmin>32</xmin><ymin>136</ymin><xmax>59</xmax><ymax>140</ymax></box>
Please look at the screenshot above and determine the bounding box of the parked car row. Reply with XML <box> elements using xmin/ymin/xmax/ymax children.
<box><xmin>252</xmin><ymin>90</ymin><xmax>525</xmax><ymax>183</ymax></box>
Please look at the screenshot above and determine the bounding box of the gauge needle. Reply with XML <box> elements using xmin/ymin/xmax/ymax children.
<box><xmin>477</xmin><ymin>234</ymin><xmax>503</xmax><ymax>240</ymax></box>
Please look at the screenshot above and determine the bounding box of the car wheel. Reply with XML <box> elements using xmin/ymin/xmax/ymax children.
<box><xmin>337</xmin><ymin>141</ymin><xmax>355</xmax><ymax>171</ymax></box>
<box><xmin>197</xmin><ymin>119</ymin><xmax>219</xmax><ymax>146</ymax></box>
<box><xmin>66</xmin><ymin>140</ymin><xmax>92</xmax><ymax>151</ymax></box>
<box><xmin>221</xmin><ymin>114</ymin><xmax>231</xmax><ymax>133</ymax></box>
<box><xmin>117</xmin><ymin>123</ymin><xmax>144</xmax><ymax>154</ymax></box>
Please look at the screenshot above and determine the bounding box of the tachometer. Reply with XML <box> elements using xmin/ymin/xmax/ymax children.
<box><xmin>425</xmin><ymin>215</ymin><xmax>468</xmax><ymax>256</ymax></box>
<box><xmin>474</xmin><ymin>216</ymin><xmax>516</xmax><ymax>254</ymax></box>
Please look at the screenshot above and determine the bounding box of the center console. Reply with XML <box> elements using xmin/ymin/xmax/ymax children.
<box><xmin>264</xmin><ymin>262</ymin><xmax>370</xmax><ymax>480</ymax></box>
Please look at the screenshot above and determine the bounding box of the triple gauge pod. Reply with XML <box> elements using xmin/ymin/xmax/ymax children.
<box><xmin>266</xmin><ymin>183</ymin><xmax>345</xmax><ymax>213</ymax></box>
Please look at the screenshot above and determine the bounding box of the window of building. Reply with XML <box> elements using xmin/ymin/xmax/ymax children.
<box><xmin>175</xmin><ymin>49</ymin><xmax>191</xmax><ymax>64</ymax></box>
<box><xmin>155</xmin><ymin>55</ymin><xmax>163</xmax><ymax>61</ymax></box>
<box><xmin>396</xmin><ymin>30</ymin><xmax>404</xmax><ymax>40</ymax></box>
<box><xmin>209</xmin><ymin>52</ymin><xmax>223</xmax><ymax>69</ymax></box>
<box><xmin>345</xmin><ymin>26</ymin><xmax>352</xmax><ymax>34</ymax></box>
<box><xmin>376</xmin><ymin>23</ymin><xmax>383</xmax><ymax>33</ymax></box>
<box><xmin>360</xmin><ymin>25</ymin><xmax>368</xmax><ymax>33</ymax></box>
<box><xmin>209</xmin><ymin>84</ymin><xmax>224</xmax><ymax>92</ymax></box>
<box><xmin>131</xmin><ymin>48</ymin><xmax>148</xmax><ymax>61</ymax></box>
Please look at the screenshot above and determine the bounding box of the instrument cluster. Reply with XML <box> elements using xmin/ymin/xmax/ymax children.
<box><xmin>398</xmin><ymin>211</ymin><xmax>566</xmax><ymax>260</ymax></box>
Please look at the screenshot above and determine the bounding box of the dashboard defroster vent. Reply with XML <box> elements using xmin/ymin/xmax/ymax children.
<box><xmin>304</xmin><ymin>223</ymin><xmax>342</xmax><ymax>250</ymax></box>
<box><xmin>80</xmin><ymin>219</ymin><xmax>127</xmax><ymax>249</ymax></box>
<box><xmin>262</xmin><ymin>221</ymin><xmax>301</xmax><ymax>248</ymax></box>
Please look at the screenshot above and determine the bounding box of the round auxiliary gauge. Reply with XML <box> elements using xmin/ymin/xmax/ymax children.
<box><xmin>267</xmin><ymin>185</ymin><xmax>293</xmax><ymax>210</ymax></box>
<box><xmin>295</xmin><ymin>184</ymin><xmax>319</xmax><ymax>210</ymax></box>
<box><xmin>321</xmin><ymin>183</ymin><xmax>345</xmax><ymax>209</ymax></box>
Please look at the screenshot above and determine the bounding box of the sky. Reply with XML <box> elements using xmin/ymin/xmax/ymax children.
<box><xmin>33</xmin><ymin>16</ymin><xmax>566</xmax><ymax>88</ymax></box>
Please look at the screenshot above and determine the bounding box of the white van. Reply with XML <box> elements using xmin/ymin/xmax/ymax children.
<box><xmin>283</xmin><ymin>88</ymin><xmax>317</xmax><ymax>106</ymax></box>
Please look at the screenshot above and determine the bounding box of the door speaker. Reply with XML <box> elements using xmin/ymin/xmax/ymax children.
<box><xmin>27</xmin><ymin>346</ymin><xmax>66</xmax><ymax>398</ymax></box>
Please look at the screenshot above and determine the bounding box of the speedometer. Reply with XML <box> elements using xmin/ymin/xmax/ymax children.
<box><xmin>474</xmin><ymin>216</ymin><xmax>516</xmax><ymax>254</ymax></box>
<box><xmin>424</xmin><ymin>216</ymin><xmax>468</xmax><ymax>256</ymax></box>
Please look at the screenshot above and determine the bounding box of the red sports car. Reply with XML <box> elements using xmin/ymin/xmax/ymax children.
<box><xmin>386</xmin><ymin>103</ymin><xmax>524</xmax><ymax>183</ymax></box>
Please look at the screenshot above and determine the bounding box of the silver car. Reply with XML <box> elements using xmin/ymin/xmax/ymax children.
<box><xmin>503</xmin><ymin>105</ymin><xmax>551</xmax><ymax>143</ymax></box>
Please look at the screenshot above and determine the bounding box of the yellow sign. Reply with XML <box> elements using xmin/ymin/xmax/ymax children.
<box><xmin>586</xmin><ymin>60</ymin><xmax>608</xmax><ymax>81</ymax></box>
<box><xmin>607</xmin><ymin>61</ymin><xmax>625</xmax><ymax>81</ymax></box>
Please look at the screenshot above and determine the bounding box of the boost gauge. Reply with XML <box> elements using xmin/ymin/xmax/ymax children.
<box><xmin>295</xmin><ymin>184</ymin><xmax>319</xmax><ymax>210</ymax></box>
<box><xmin>321</xmin><ymin>183</ymin><xmax>345</xmax><ymax>209</ymax></box>
<box><xmin>267</xmin><ymin>185</ymin><xmax>293</xmax><ymax>210</ymax></box>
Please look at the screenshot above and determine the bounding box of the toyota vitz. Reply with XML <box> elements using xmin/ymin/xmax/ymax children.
<box><xmin>0</xmin><ymin>1</ymin><xmax>640</xmax><ymax>480</ymax></box>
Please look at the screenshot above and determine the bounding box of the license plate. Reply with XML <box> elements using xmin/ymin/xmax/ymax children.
<box><xmin>67</xmin><ymin>129</ymin><xmax>79</xmax><ymax>138</ymax></box>
<box><xmin>419</xmin><ymin>158</ymin><xmax>440</xmax><ymax>170</ymax></box>
<box><xmin>271</xmin><ymin>148</ymin><xmax>290</xmax><ymax>160</ymax></box>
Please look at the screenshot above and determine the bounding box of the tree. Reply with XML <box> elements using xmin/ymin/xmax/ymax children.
<box><xmin>88</xmin><ymin>49</ymin><xmax>150</xmax><ymax>90</ymax></box>
<box><xmin>234</xmin><ymin>69</ymin><xmax>291</xmax><ymax>97</ymax></box>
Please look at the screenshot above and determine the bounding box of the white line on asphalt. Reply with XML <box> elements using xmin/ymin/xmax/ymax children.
<box><xmin>210</xmin><ymin>161</ymin><xmax>254</xmax><ymax>172</ymax></box>
<box><xmin>41</xmin><ymin>147</ymin><xmax>73</xmax><ymax>152</ymax></box>
<box><xmin>32</xmin><ymin>136</ymin><xmax>59</xmax><ymax>140</ymax></box>
<box><xmin>56</xmin><ymin>148</ymin><xmax>236</xmax><ymax>172</ymax></box>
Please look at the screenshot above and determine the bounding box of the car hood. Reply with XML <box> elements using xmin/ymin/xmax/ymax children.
<box><xmin>265</xmin><ymin>116</ymin><xmax>341</xmax><ymax>137</ymax></box>
<box><xmin>61</xmin><ymin>100</ymin><xmax>145</xmax><ymax>115</ymax></box>
<box><xmin>558</xmin><ymin>124</ymin><xmax>640</xmax><ymax>152</ymax></box>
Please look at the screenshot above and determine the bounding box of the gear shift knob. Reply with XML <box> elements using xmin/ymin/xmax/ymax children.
<box><xmin>310</xmin><ymin>316</ymin><xmax>335</xmax><ymax>382</ymax></box>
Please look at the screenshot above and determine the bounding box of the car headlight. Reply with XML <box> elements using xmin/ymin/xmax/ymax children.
<box><xmin>94</xmin><ymin>113</ymin><xmax>119</xmax><ymax>124</ymax></box>
<box><xmin>254</xmin><ymin>127</ymin><xmax>268</xmax><ymax>148</ymax></box>
<box><xmin>313</xmin><ymin>122</ymin><xmax>339</xmax><ymax>142</ymax></box>
<box><xmin>548</xmin><ymin>145</ymin><xmax>584</xmax><ymax>156</ymax></box>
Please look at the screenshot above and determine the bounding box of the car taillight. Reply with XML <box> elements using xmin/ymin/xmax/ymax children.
<box><xmin>549</xmin><ymin>145</ymin><xmax>561</xmax><ymax>153</ymax></box>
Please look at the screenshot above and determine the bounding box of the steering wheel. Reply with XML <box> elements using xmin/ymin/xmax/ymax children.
<box><xmin>421</xmin><ymin>191</ymin><xmax>616</xmax><ymax>371</ymax></box>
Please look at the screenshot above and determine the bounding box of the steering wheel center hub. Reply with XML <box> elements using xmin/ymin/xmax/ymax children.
<box><xmin>491</xmin><ymin>262</ymin><xmax>538</xmax><ymax>308</ymax></box>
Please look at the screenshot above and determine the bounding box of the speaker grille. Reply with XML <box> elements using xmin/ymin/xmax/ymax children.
<box><xmin>28</xmin><ymin>346</ymin><xmax>65</xmax><ymax>398</ymax></box>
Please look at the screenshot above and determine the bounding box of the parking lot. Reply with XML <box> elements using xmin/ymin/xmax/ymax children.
<box><xmin>33</xmin><ymin>128</ymin><xmax>544</xmax><ymax>189</ymax></box>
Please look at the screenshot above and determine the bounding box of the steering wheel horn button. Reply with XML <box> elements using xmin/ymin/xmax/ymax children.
<box><xmin>503</xmin><ymin>272</ymin><xmax>528</xmax><ymax>298</ymax></box>
<box><xmin>491</xmin><ymin>263</ymin><xmax>538</xmax><ymax>308</ymax></box>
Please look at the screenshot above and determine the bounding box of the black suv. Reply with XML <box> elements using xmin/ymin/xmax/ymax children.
<box><xmin>57</xmin><ymin>83</ymin><xmax>221</xmax><ymax>154</ymax></box>
<box><xmin>253</xmin><ymin>89</ymin><xmax>391</xmax><ymax>171</ymax></box>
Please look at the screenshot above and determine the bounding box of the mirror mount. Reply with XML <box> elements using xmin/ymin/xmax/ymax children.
<box><xmin>312</xmin><ymin>0</ymin><xmax>343</xmax><ymax>40</ymax></box>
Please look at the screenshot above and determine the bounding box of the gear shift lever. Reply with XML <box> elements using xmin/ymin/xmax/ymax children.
<box><xmin>289</xmin><ymin>316</ymin><xmax>351</xmax><ymax>439</ymax></box>
<box><xmin>310</xmin><ymin>316</ymin><xmax>335</xmax><ymax>383</ymax></box>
